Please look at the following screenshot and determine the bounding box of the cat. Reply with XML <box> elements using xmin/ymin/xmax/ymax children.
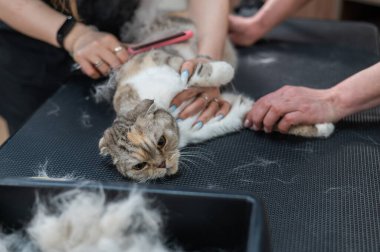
<box><xmin>97</xmin><ymin>4</ymin><xmax>334</xmax><ymax>182</ymax></box>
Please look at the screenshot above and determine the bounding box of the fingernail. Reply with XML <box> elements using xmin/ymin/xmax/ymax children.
<box><xmin>251</xmin><ymin>124</ymin><xmax>258</xmax><ymax>131</ymax></box>
<box><xmin>264</xmin><ymin>127</ymin><xmax>269</xmax><ymax>133</ymax></box>
<box><xmin>169</xmin><ymin>105</ymin><xmax>177</xmax><ymax>113</ymax></box>
<box><xmin>176</xmin><ymin>118</ymin><xmax>183</xmax><ymax>123</ymax></box>
<box><xmin>181</xmin><ymin>69</ymin><xmax>189</xmax><ymax>83</ymax></box>
<box><xmin>244</xmin><ymin>119</ymin><xmax>252</xmax><ymax>128</ymax></box>
<box><xmin>192</xmin><ymin>121</ymin><xmax>203</xmax><ymax>130</ymax></box>
<box><xmin>215</xmin><ymin>114</ymin><xmax>224</xmax><ymax>121</ymax></box>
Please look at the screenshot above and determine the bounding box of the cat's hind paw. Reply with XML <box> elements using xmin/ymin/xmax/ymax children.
<box><xmin>315</xmin><ymin>123</ymin><xmax>335</xmax><ymax>138</ymax></box>
<box><xmin>287</xmin><ymin>123</ymin><xmax>335</xmax><ymax>138</ymax></box>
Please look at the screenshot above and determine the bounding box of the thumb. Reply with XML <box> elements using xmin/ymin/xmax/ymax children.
<box><xmin>228</xmin><ymin>15</ymin><xmax>244</xmax><ymax>32</ymax></box>
<box><xmin>229</xmin><ymin>33</ymin><xmax>248</xmax><ymax>46</ymax></box>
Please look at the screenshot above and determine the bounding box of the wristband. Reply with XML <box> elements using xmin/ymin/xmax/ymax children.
<box><xmin>56</xmin><ymin>16</ymin><xmax>76</xmax><ymax>48</ymax></box>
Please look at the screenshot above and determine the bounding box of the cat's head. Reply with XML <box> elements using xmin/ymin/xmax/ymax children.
<box><xmin>99</xmin><ymin>99</ymin><xmax>180</xmax><ymax>182</ymax></box>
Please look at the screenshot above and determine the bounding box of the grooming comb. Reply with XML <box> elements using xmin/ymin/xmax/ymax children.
<box><xmin>127</xmin><ymin>30</ymin><xmax>193</xmax><ymax>55</ymax></box>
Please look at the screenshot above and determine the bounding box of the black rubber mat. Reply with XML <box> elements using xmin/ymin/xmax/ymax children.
<box><xmin>265</xmin><ymin>19</ymin><xmax>380</xmax><ymax>55</ymax></box>
<box><xmin>1</xmin><ymin>41</ymin><xmax>380</xmax><ymax>252</ymax></box>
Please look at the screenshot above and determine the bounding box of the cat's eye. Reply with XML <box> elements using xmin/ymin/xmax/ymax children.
<box><xmin>157</xmin><ymin>135</ymin><xmax>166</xmax><ymax>149</ymax></box>
<box><xmin>133</xmin><ymin>162</ymin><xmax>147</xmax><ymax>170</ymax></box>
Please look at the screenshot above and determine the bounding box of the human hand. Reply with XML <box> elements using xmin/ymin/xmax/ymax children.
<box><xmin>228</xmin><ymin>15</ymin><xmax>265</xmax><ymax>46</ymax></box>
<box><xmin>64</xmin><ymin>24</ymin><xmax>129</xmax><ymax>79</ymax></box>
<box><xmin>170</xmin><ymin>58</ymin><xmax>231</xmax><ymax>129</ymax></box>
<box><xmin>245</xmin><ymin>85</ymin><xmax>341</xmax><ymax>133</ymax></box>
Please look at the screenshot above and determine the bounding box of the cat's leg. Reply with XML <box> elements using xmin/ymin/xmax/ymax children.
<box><xmin>187</xmin><ymin>61</ymin><xmax>235</xmax><ymax>88</ymax></box>
<box><xmin>284</xmin><ymin>123</ymin><xmax>335</xmax><ymax>138</ymax></box>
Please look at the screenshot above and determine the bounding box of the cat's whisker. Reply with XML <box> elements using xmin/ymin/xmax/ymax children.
<box><xmin>178</xmin><ymin>160</ymin><xmax>192</xmax><ymax>172</ymax></box>
<box><xmin>179</xmin><ymin>157</ymin><xmax>202</xmax><ymax>168</ymax></box>
<box><xmin>180</xmin><ymin>152</ymin><xmax>216</xmax><ymax>165</ymax></box>
<box><xmin>180</xmin><ymin>149</ymin><xmax>216</xmax><ymax>162</ymax></box>
<box><xmin>180</xmin><ymin>146</ymin><xmax>215</xmax><ymax>158</ymax></box>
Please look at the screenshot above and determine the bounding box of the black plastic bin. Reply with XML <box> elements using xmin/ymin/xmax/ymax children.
<box><xmin>0</xmin><ymin>178</ymin><xmax>269</xmax><ymax>252</ymax></box>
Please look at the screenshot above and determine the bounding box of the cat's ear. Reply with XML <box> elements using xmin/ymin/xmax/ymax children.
<box><xmin>130</xmin><ymin>99</ymin><xmax>156</xmax><ymax>117</ymax></box>
<box><xmin>124</xmin><ymin>99</ymin><xmax>157</xmax><ymax>124</ymax></box>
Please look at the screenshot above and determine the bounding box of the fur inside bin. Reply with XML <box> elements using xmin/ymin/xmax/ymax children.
<box><xmin>0</xmin><ymin>189</ymin><xmax>178</xmax><ymax>252</ymax></box>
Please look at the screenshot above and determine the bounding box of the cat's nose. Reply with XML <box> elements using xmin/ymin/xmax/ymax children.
<box><xmin>158</xmin><ymin>161</ymin><xmax>166</xmax><ymax>168</ymax></box>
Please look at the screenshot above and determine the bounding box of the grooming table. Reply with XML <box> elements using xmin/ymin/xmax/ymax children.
<box><xmin>1</xmin><ymin>20</ymin><xmax>380</xmax><ymax>252</ymax></box>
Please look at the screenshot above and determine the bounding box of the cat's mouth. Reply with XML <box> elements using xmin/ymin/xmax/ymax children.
<box><xmin>158</xmin><ymin>161</ymin><xmax>166</xmax><ymax>168</ymax></box>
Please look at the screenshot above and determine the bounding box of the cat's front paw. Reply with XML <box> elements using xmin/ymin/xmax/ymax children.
<box><xmin>188</xmin><ymin>62</ymin><xmax>234</xmax><ymax>87</ymax></box>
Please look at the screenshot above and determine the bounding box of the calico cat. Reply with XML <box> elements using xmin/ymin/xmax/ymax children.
<box><xmin>98</xmin><ymin>5</ymin><xmax>334</xmax><ymax>182</ymax></box>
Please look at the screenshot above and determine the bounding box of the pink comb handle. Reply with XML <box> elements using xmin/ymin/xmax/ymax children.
<box><xmin>127</xmin><ymin>30</ymin><xmax>193</xmax><ymax>55</ymax></box>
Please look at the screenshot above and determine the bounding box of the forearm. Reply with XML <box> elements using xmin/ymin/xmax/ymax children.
<box><xmin>252</xmin><ymin>0</ymin><xmax>311</xmax><ymax>35</ymax></box>
<box><xmin>0</xmin><ymin>0</ymin><xmax>71</xmax><ymax>47</ymax></box>
<box><xmin>188</xmin><ymin>0</ymin><xmax>229</xmax><ymax>60</ymax></box>
<box><xmin>330</xmin><ymin>62</ymin><xmax>380</xmax><ymax>119</ymax></box>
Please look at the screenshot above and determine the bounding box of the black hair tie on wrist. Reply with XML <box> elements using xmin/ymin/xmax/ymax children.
<box><xmin>56</xmin><ymin>16</ymin><xmax>76</xmax><ymax>48</ymax></box>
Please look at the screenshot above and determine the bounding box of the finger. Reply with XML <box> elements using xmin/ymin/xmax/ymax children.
<box><xmin>194</xmin><ymin>100</ymin><xmax>220</xmax><ymax>127</ymax></box>
<box><xmin>180</xmin><ymin>60</ymin><xmax>196</xmax><ymax>83</ymax></box>
<box><xmin>215</xmin><ymin>99</ymin><xmax>232</xmax><ymax>120</ymax></box>
<box><xmin>109</xmin><ymin>44</ymin><xmax>129</xmax><ymax>63</ymax></box>
<box><xmin>276</xmin><ymin>112</ymin><xmax>303</xmax><ymax>134</ymax></box>
<box><xmin>262</xmin><ymin>107</ymin><xmax>283</xmax><ymax>133</ymax></box>
<box><xmin>170</xmin><ymin>88</ymin><xmax>202</xmax><ymax>108</ymax></box>
<box><xmin>228</xmin><ymin>15</ymin><xmax>241</xmax><ymax>32</ymax></box>
<box><xmin>98</xmin><ymin>34</ymin><xmax>125</xmax><ymax>64</ymax></box>
<box><xmin>75</xmin><ymin>58</ymin><xmax>100</xmax><ymax>79</ymax></box>
<box><xmin>250</xmin><ymin>98</ymin><xmax>271</xmax><ymax>131</ymax></box>
<box><xmin>90</xmin><ymin>56</ymin><xmax>111</xmax><ymax>77</ymax></box>
<box><xmin>178</xmin><ymin>96</ymin><xmax>208</xmax><ymax>119</ymax></box>
<box><xmin>97</xmin><ymin>47</ymin><xmax>122</xmax><ymax>70</ymax></box>
<box><xmin>244</xmin><ymin>106</ymin><xmax>255</xmax><ymax>129</ymax></box>
<box><xmin>229</xmin><ymin>33</ymin><xmax>252</xmax><ymax>47</ymax></box>
<box><xmin>229</xmin><ymin>33</ymin><xmax>240</xmax><ymax>45</ymax></box>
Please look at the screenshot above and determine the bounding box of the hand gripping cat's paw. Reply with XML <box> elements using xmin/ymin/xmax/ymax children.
<box><xmin>286</xmin><ymin>123</ymin><xmax>335</xmax><ymax>138</ymax></box>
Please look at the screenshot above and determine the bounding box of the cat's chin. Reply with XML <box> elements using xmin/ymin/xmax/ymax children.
<box><xmin>120</xmin><ymin>163</ymin><xmax>179</xmax><ymax>182</ymax></box>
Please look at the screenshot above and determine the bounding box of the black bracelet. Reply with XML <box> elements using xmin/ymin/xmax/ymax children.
<box><xmin>56</xmin><ymin>16</ymin><xmax>76</xmax><ymax>48</ymax></box>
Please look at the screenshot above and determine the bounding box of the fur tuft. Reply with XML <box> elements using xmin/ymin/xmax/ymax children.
<box><xmin>92</xmin><ymin>72</ymin><xmax>118</xmax><ymax>103</ymax></box>
<box><xmin>0</xmin><ymin>190</ymin><xmax>176</xmax><ymax>252</ymax></box>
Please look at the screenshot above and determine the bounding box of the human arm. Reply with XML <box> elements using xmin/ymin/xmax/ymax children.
<box><xmin>245</xmin><ymin>62</ymin><xmax>380</xmax><ymax>133</ymax></box>
<box><xmin>170</xmin><ymin>0</ymin><xmax>231</xmax><ymax>129</ymax></box>
<box><xmin>0</xmin><ymin>0</ymin><xmax>129</xmax><ymax>79</ymax></box>
<box><xmin>187</xmin><ymin>0</ymin><xmax>229</xmax><ymax>60</ymax></box>
<box><xmin>229</xmin><ymin>0</ymin><xmax>312</xmax><ymax>46</ymax></box>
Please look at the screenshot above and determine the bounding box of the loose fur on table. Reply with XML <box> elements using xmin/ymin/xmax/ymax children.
<box><xmin>0</xmin><ymin>189</ymin><xmax>177</xmax><ymax>252</ymax></box>
<box><xmin>95</xmin><ymin>1</ymin><xmax>334</xmax><ymax>182</ymax></box>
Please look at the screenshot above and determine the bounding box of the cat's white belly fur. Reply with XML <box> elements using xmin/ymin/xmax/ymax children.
<box><xmin>122</xmin><ymin>66</ymin><xmax>185</xmax><ymax>109</ymax></box>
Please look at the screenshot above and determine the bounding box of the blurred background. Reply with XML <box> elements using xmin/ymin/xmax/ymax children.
<box><xmin>235</xmin><ymin>0</ymin><xmax>380</xmax><ymax>29</ymax></box>
<box><xmin>294</xmin><ymin>0</ymin><xmax>380</xmax><ymax>25</ymax></box>
<box><xmin>1</xmin><ymin>0</ymin><xmax>380</xmax><ymax>145</ymax></box>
